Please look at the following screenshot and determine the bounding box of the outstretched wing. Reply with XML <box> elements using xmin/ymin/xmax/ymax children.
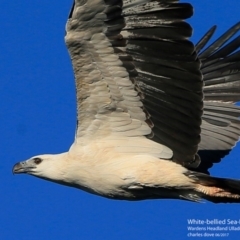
<box><xmin>194</xmin><ymin>23</ymin><xmax>240</xmax><ymax>173</ymax></box>
<box><xmin>65</xmin><ymin>0</ymin><xmax>202</xmax><ymax>165</ymax></box>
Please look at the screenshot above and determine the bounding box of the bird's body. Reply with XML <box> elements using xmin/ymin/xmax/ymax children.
<box><xmin>15</xmin><ymin>136</ymin><xmax>240</xmax><ymax>202</ymax></box>
<box><xmin>34</xmin><ymin>152</ymin><xmax>194</xmax><ymax>201</ymax></box>
<box><xmin>13</xmin><ymin>0</ymin><xmax>240</xmax><ymax>203</ymax></box>
<box><xmin>30</xmin><ymin>138</ymin><xmax>192</xmax><ymax>200</ymax></box>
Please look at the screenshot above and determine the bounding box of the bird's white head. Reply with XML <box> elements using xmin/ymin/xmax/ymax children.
<box><xmin>12</xmin><ymin>153</ymin><xmax>67</xmax><ymax>181</ymax></box>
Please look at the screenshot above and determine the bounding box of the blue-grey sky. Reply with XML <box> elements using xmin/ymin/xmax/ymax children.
<box><xmin>1</xmin><ymin>1</ymin><xmax>240</xmax><ymax>240</ymax></box>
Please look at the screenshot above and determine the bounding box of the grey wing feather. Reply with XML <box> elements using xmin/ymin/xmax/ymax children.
<box><xmin>65</xmin><ymin>0</ymin><xmax>203</xmax><ymax>165</ymax></box>
<box><xmin>65</xmin><ymin>0</ymin><xmax>150</xmax><ymax>144</ymax></box>
<box><xmin>194</xmin><ymin>22</ymin><xmax>240</xmax><ymax>173</ymax></box>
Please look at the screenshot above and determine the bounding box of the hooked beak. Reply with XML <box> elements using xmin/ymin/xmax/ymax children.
<box><xmin>12</xmin><ymin>161</ymin><xmax>36</xmax><ymax>174</ymax></box>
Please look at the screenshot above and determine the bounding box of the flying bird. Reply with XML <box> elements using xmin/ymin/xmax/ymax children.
<box><xmin>13</xmin><ymin>0</ymin><xmax>240</xmax><ymax>203</ymax></box>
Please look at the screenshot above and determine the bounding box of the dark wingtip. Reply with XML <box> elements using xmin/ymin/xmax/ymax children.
<box><xmin>198</xmin><ymin>22</ymin><xmax>240</xmax><ymax>59</ymax></box>
<box><xmin>68</xmin><ymin>1</ymin><xmax>75</xmax><ymax>19</ymax></box>
<box><xmin>195</xmin><ymin>25</ymin><xmax>217</xmax><ymax>54</ymax></box>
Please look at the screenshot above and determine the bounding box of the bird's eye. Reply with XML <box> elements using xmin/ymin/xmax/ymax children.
<box><xmin>33</xmin><ymin>157</ymin><xmax>42</xmax><ymax>164</ymax></box>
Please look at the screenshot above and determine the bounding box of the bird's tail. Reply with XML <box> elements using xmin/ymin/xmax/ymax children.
<box><xmin>186</xmin><ymin>171</ymin><xmax>240</xmax><ymax>203</ymax></box>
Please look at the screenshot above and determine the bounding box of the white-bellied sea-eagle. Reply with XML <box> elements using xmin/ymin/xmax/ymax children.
<box><xmin>13</xmin><ymin>0</ymin><xmax>240</xmax><ymax>203</ymax></box>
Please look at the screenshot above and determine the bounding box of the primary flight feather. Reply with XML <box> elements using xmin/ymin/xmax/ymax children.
<box><xmin>13</xmin><ymin>0</ymin><xmax>240</xmax><ymax>203</ymax></box>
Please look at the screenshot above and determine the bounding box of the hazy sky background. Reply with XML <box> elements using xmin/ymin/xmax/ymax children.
<box><xmin>1</xmin><ymin>1</ymin><xmax>240</xmax><ymax>239</ymax></box>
